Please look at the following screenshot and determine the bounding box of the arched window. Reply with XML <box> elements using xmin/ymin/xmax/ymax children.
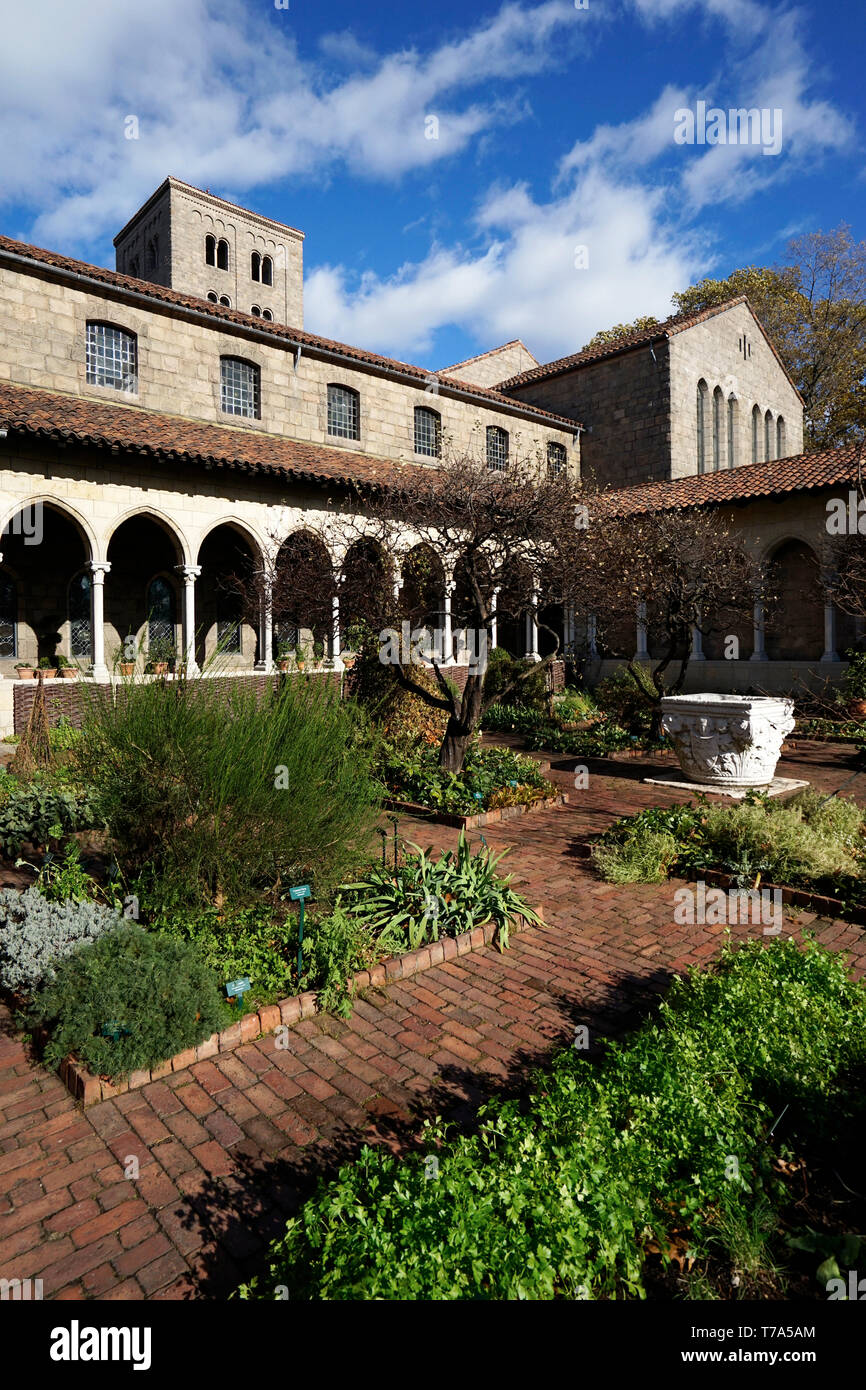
<box><xmin>68</xmin><ymin>571</ymin><xmax>91</xmax><ymax>659</ymax></box>
<box><xmin>752</xmin><ymin>405</ymin><xmax>762</xmax><ymax>463</ymax></box>
<box><xmin>0</xmin><ymin>573</ymin><xmax>16</xmax><ymax>658</ymax></box>
<box><xmin>146</xmin><ymin>237</ymin><xmax>158</xmax><ymax>272</ymax></box>
<box><xmin>547</xmin><ymin>441</ymin><xmax>567</xmax><ymax>478</ymax></box>
<box><xmin>414</xmin><ymin>406</ymin><xmax>441</xmax><ymax>458</ymax></box>
<box><xmin>696</xmin><ymin>380</ymin><xmax>709</xmax><ymax>473</ymax></box>
<box><xmin>147</xmin><ymin>576</ymin><xmax>175</xmax><ymax>656</ymax></box>
<box><xmin>327</xmin><ymin>384</ymin><xmax>360</xmax><ymax>440</ymax></box>
<box><xmin>262</xmin><ymin>309</ymin><xmax>273</xmax><ymax>322</ymax></box>
<box><xmin>216</xmin><ymin>238</ymin><xmax>229</xmax><ymax>271</ymax></box>
<box><xmin>251</xmin><ymin>305</ymin><xmax>261</xmax><ymax>317</ymax></box>
<box><xmin>727</xmin><ymin>396</ymin><xmax>737</xmax><ymax>468</ymax></box>
<box><xmin>261</xmin><ymin>256</ymin><xmax>273</xmax><ymax>287</ymax></box>
<box><xmin>221</xmin><ymin>357</ymin><xmax>261</xmax><ymax>419</ymax></box>
<box><xmin>486</xmin><ymin>426</ymin><xmax>509</xmax><ymax>472</ymax></box>
<box><xmin>218</xmin><ymin>295</ymin><xmax>231</xmax><ymax>308</ymax></box>
<box><xmin>207</xmin><ymin>291</ymin><xmax>218</xmax><ymax>303</ymax></box>
<box><xmin>776</xmin><ymin>416</ymin><xmax>786</xmax><ymax>458</ymax></box>
<box><xmin>712</xmin><ymin>386</ymin><xmax>723</xmax><ymax>471</ymax></box>
<box><xmin>205</xmin><ymin>235</ymin><xmax>216</xmax><ymax>267</ymax></box>
<box><xmin>128</xmin><ymin>258</ymin><xmax>139</xmax><ymax>279</ymax></box>
<box><xmin>86</xmin><ymin>321</ymin><xmax>138</xmax><ymax>393</ymax></box>
<box><xmin>251</xmin><ymin>251</ymin><xmax>261</xmax><ymax>282</ymax></box>
<box><xmin>764</xmin><ymin>409</ymin><xmax>774</xmax><ymax>462</ymax></box>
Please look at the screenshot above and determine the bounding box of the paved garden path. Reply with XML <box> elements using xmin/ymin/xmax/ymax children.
<box><xmin>1</xmin><ymin>740</ymin><xmax>865</xmax><ymax>1300</ymax></box>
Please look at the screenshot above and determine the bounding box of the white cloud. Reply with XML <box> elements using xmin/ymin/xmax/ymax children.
<box><xmin>0</xmin><ymin>0</ymin><xmax>593</xmax><ymax>249</ymax></box>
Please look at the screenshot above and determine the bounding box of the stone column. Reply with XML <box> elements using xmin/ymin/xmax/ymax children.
<box><xmin>750</xmin><ymin>599</ymin><xmax>768</xmax><ymax>661</ymax></box>
<box><xmin>177</xmin><ymin>565</ymin><xmax>201</xmax><ymax>675</ymax></box>
<box><xmin>89</xmin><ymin>561</ymin><xmax>111</xmax><ymax>682</ymax></box>
<box><xmin>255</xmin><ymin>579</ymin><xmax>274</xmax><ymax>673</ymax></box>
<box><xmin>331</xmin><ymin>590</ymin><xmax>342</xmax><ymax>666</ymax></box>
<box><xmin>525</xmin><ymin>584</ymin><xmax>540</xmax><ymax>662</ymax></box>
<box><xmin>442</xmin><ymin>575</ymin><xmax>454</xmax><ymax>664</ymax></box>
<box><xmin>490</xmin><ymin>586</ymin><xmax>501</xmax><ymax>651</ymax></box>
<box><xmin>635</xmin><ymin>602</ymin><xmax>649</xmax><ymax>661</ymax></box>
<box><xmin>821</xmin><ymin>602</ymin><xmax>840</xmax><ymax>663</ymax></box>
<box><xmin>587</xmin><ymin>613</ymin><xmax>598</xmax><ymax>658</ymax></box>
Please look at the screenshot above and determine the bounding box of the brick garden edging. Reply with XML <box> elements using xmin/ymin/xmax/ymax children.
<box><xmin>685</xmin><ymin>866</ymin><xmax>866</xmax><ymax>927</ymax></box>
<box><xmin>381</xmin><ymin>790</ymin><xmax>567</xmax><ymax>829</ymax></box>
<box><xmin>57</xmin><ymin>911</ymin><xmax>538</xmax><ymax>1107</ymax></box>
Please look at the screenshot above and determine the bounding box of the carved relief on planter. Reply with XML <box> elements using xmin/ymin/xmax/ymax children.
<box><xmin>661</xmin><ymin>694</ymin><xmax>795</xmax><ymax>788</ymax></box>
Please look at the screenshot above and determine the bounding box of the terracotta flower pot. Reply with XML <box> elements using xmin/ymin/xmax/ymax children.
<box><xmin>39</xmin><ymin>668</ymin><xmax>58</xmax><ymax>680</ymax></box>
<box><xmin>119</xmin><ymin>662</ymin><xmax>135</xmax><ymax>677</ymax></box>
<box><xmin>60</xmin><ymin>667</ymin><xmax>79</xmax><ymax>679</ymax></box>
<box><xmin>14</xmin><ymin>668</ymin><xmax>34</xmax><ymax>680</ymax></box>
<box><xmin>152</xmin><ymin>662</ymin><xmax>169</xmax><ymax>675</ymax></box>
<box><xmin>277</xmin><ymin>659</ymin><xmax>291</xmax><ymax>672</ymax></box>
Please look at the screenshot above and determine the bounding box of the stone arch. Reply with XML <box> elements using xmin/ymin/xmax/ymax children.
<box><xmin>0</xmin><ymin>495</ymin><xmax>96</xmax><ymax>561</ymax></box>
<box><xmin>196</xmin><ymin>523</ymin><xmax>261</xmax><ymax>669</ymax></box>
<box><xmin>765</xmin><ymin>537</ymin><xmax>823</xmax><ymax>660</ymax></box>
<box><xmin>196</xmin><ymin>516</ymin><xmax>267</xmax><ymax>568</ymax></box>
<box><xmin>274</xmin><ymin>529</ymin><xmax>336</xmax><ymax>661</ymax></box>
<box><xmin>105</xmin><ymin>514</ymin><xmax>187</xmax><ymax>670</ymax></box>
<box><xmin>0</xmin><ymin>500</ymin><xmax>94</xmax><ymax>671</ymax></box>
<box><xmin>104</xmin><ymin>506</ymin><xmax>191</xmax><ymax>566</ymax></box>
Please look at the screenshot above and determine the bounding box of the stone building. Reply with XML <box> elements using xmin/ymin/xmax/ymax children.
<box><xmin>0</xmin><ymin>178</ymin><xmax>856</xmax><ymax>733</ymax></box>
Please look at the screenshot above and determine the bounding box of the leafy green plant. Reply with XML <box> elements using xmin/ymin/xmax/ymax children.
<box><xmin>238</xmin><ymin>937</ymin><xmax>866</xmax><ymax>1301</ymax></box>
<box><xmin>592</xmin><ymin>829</ymin><xmax>678</xmax><ymax>884</ymax></box>
<box><xmin>16</xmin><ymin>841</ymin><xmax>100</xmax><ymax>904</ymax></box>
<box><xmin>842</xmin><ymin>649</ymin><xmax>866</xmax><ymax>701</ymax></box>
<box><xmin>0</xmin><ymin>783</ymin><xmax>100</xmax><ymax>857</ymax></box>
<box><xmin>0</xmin><ymin>888</ymin><xmax>123</xmax><ymax>995</ymax></box>
<box><xmin>482</xmin><ymin>647</ymin><xmax>549</xmax><ymax>710</ymax></box>
<box><xmin>74</xmin><ymin>675</ymin><xmax>379</xmax><ymax>912</ymax></box>
<box><xmin>342</xmin><ymin>830</ymin><xmax>541</xmax><ymax>951</ymax></box>
<box><xmin>378</xmin><ymin>736</ymin><xmax>552</xmax><ymax>813</ymax></box>
<box><xmin>30</xmin><ymin>923</ymin><xmax>229</xmax><ymax>1077</ymax></box>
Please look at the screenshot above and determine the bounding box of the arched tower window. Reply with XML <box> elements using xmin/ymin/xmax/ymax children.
<box><xmin>216</xmin><ymin>239</ymin><xmax>229</xmax><ymax>271</ymax></box>
<box><xmin>776</xmin><ymin>416</ymin><xmax>786</xmax><ymax>458</ymax></box>
<box><xmin>727</xmin><ymin>396</ymin><xmax>737</xmax><ymax>468</ymax></box>
<box><xmin>696</xmin><ymin>380</ymin><xmax>709</xmax><ymax>473</ymax></box>
<box><xmin>765</xmin><ymin>409</ymin><xmax>774</xmax><ymax>462</ymax></box>
<box><xmin>251</xmin><ymin>251</ymin><xmax>261</xmax><ymax>282</ymax></box>
<box><xmin>205</xmin><ymin>235</ymin><xmax>216</xmax><ymax>267</ymax></box>
<box><xmin>712</xmin><ymin>386</ymin><xmax>723</xmax><ymax>471</ymax></box>
<box><xmin>261</xmin><ymin>256</ymin><xmax>273</xmax><ymax>287</ymax></box>
<box><xmin>752</xmin><ymin>405</ymin><xmax>762</xmax><ymax>463</ymax></box>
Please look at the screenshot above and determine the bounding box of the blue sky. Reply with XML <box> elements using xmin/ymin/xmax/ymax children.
<box><xmin>0</xmin><ymin>0</ymin><xmax>862</xmax><ymax>371</ymax></box>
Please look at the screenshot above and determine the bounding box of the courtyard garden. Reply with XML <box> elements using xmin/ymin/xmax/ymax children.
<box><xmin>0</xmin><ymin>673</ymin><xmax>542</xmax><ymax>1084</ymax></box>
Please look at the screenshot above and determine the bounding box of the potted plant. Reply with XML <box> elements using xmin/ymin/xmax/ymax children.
<box><xmin>13</xmin><ymin>661</ymin><xmax>35</xmax><ymax>679</ymax></box>
<box><xmin>276</xmin><ymin>640</ymin><xmax>293</xmax><ymax>673</ymax></box>
<box><xmin>146</xmin><ymin>635</ymin><xmax>176</xmax><ymax>676</ymax></box>
<box><xmin>294</xmin><ymin>642</ymin><xmax>306</xmax><ymax>672</ymax></box>
<box><xmin>842</xmin><ymin>650</ymin><xmax>866</xmax><ymax>718</ymax></box>
<box><xmin>56</xmin><ymin>655</ymin><xmax>79</xmax><ymax>680</ymax></box>
<box><xmin>38</xmin><ymin>656</ymin><xmax>58</xmax><ymax>679</ymax></box>
<box><xmin>312</xmin><ymin>638</ymin><xmax>325</xmax><ymax>669</ymax></box>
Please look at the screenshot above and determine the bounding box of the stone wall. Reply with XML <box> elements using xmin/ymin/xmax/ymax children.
<box><xmin>0</xmin><ymin>262</ymin><xmax>575</xmax><ymax>474</ymax></box>
<box><xmin>667</xmin><ymin>301</ymin><xmax>804</xmax><ymax>479</ymax></box>
<box><xmin>440</xmin><ymin>341</ymin><xmax>538</xmax><ymax>389</ymax></box>
<box><xmin>506</xmin><ymin>340</ymin><xmax>672</xmax><ymax>489</ymax></box>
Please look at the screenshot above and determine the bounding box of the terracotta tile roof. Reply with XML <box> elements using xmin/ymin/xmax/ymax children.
<box><xmin>0</xmin><ymin>234</ymin><xmax>578</xmax><ymax>430</ymax></box>
<box><xmin>0</xmin><ymin>381</ymin><xmax>421</xmax><ymax>492</ymax></box>
<box><xmin>594</xmin><ymin>445</ymin><xmax>864</xmax><ymax>516</ymax></box>
<box><xmin>439</xmin><ymin>339</ymin><xmax>538</xmax><ymax>375</ymax></box>
<box><xmin>498</xmin><ymin>296</ymin><xmax>803</xmax><ymax>403</ymax></box>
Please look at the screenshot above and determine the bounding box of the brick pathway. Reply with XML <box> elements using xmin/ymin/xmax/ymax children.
<box><xmin>1</xmin><ymin>739</ymin><xmax>864</xmax><ymax>1300</ymax></box>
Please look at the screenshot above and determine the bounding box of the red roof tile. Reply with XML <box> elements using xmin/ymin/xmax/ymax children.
<box><xmin>0</xmin><ymin>234</ymin><xmax>578</xmax><ymax>430</ymax></box>
<box><xmin>0</xmin><ymin>381</ymin><xmax>420</xmax><ymax>491</ymax></box>
<box><xmin>594</xmin><ymin>446</ymin><xmax>864</xmax><ymax>516</ymax></box>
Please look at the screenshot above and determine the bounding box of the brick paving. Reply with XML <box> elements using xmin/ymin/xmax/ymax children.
<box><xmin>1</xmin><ymin>739</ymin><xmax>864</xmax><ymax>1300</ymax></box>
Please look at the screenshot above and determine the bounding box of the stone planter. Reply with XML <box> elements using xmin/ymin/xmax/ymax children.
<box><xmin>661</xmin><ymin>694</ymin><xmax>795</xmax><ymax>788</ymax></box>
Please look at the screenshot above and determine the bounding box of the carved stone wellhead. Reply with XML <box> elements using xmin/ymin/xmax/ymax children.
<box><xmin>661</xmin><ymin>694</ymin><xmax>795</xmax><ymax>788</ymax></box>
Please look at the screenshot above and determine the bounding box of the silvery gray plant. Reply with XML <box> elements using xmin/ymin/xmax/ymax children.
<box><xmin>0</xmin><ymin>888</ymin><xmax>123</xmax><ymax>995</ymax></box>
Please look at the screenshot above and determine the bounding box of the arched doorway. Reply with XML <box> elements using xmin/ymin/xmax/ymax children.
<box><xmin>196</xmin><ymin>525</ymin><xmax>259</xmax><ymax>669</ymax></box>
<box><xmin>273</xmin><ymin>531</ymin><xmax>335</xmax><ymax>662</ymax></box>
<box><xmin>0</xmin><ymin>503</ymin><xmax>92</xmax><ymax>676</ymax></box>
<box><xmin>106</xmin><ymin>514</ymin><xmax>184</xmax><ymax>671</ymax></box>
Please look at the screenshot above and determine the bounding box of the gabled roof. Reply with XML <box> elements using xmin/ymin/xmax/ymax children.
<box><xmin>0</xmin><ymin>381</ymin><xmax>420</xmax><ymax>492</ymax></box>
<box><xmin>0</xmin><ymin>234</ymin><xmax>578</xmax><ymax>431</ymax></box>
<box><xmin>439</xmin><ymin>339</ymin><xmax>538</xmax><ymax>375</ymax></box>
<box><xmin>595</xmin><ymin>445</ymin><xmax>862</xmax><ymax>517</ymax></box>
<box><xmin>499</xmin><ymin>295</ymin><xmax>804</xmax><ymax>404</ymax></box>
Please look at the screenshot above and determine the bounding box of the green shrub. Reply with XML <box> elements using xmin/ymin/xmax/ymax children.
<box><xmin>31</xmin><ymin>923</ymin><xmax>229</xmax><ymax>1077</ymax></box>
<box><xmin>154</xmin><ymin>903</ymin><xmax>298</xmax><ymax>1002</ymax></box>
<box><xmin>0</xmin><ymin>888</ymin><xmax>123</xmax><ymax>995</ymax></box>
<box><xmin>482</xmin><ymin>647</ymin><xmax>548</xmax><ymax>710</ymax></box>
<box><xmin>343</xmin><ymin>830</ymin><xmax>541</xmax><ymax>952</ymax></box>
<box><xmin>74</xmin><ymin>676</ymin><xmax>380</xmax><ymax>911</ymax></box>
<box><xmin>593</xmin><ymin>666</ymin><xmax>656</xmax><ymax>729</ymax></box>
<box><xmin>592</xmin><ymin>829</ymin><xmax>678</xmax><ymax>884</ymax></box>
<box><xmin>0</xmin><ymin>783</ymin><xmax>100</xmax><ymax>858</ymax></box>
<box><xmin>238</xmin><ymin>937</ymin><xmax>866</xmax><ymax>1300</ymax></box>
<box><xmin>378</xmin><ymin>737</ymin><xmax>552</xmax><ymax>813</ymax></box>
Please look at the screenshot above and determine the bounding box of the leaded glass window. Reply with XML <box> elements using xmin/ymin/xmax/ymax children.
<box><xmin>414</xmin><ymin>407</ymin><xmax>441</xmax><ymax>458</ymax></box>
<box><xmin>147</xmin><ymin>576</ymin><xmax>175</xmax><ymax>655</ymax></box>
<box><xmin>86</xmin><ymin>322</ymin><xmax>138</xmax><ymax>393</ymax></box>
<box><xmin>486</xmin><ymin>426</ymin><xmax>509</xmax><ymax>472</ymax></box>
<box><xmin>69</xmin><ymin>571</ymin><xmax>91</xmax><ymax>658</ymax></box>
<box><xmin>0</xmin><ymin>575</ymin><xmax>15</xmax><ymax>658</ymax></box>
<box><xmin>327</xmin><ymin>385</ymin><xmax>360</xmax><ymax>440</ymax></box>
<box><xmin>547</xmin><ymin>441</ymin><xmax>567</xmax><ymax>478</ymax></box>
<box><xmin>220</xmin><ymin>357</ymin><xmax>260</xmax><ymax>418</ymax></box>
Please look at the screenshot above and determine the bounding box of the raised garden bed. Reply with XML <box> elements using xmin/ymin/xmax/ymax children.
<box><xmin>56</xmin><ymin>909</ymin><xmax>539</xmax><ymax>1106</ymax></box>
<box><xmin>381</xmin><ymin>789</ymin><xmax>568</xmax><ymax>828</ymax></box>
